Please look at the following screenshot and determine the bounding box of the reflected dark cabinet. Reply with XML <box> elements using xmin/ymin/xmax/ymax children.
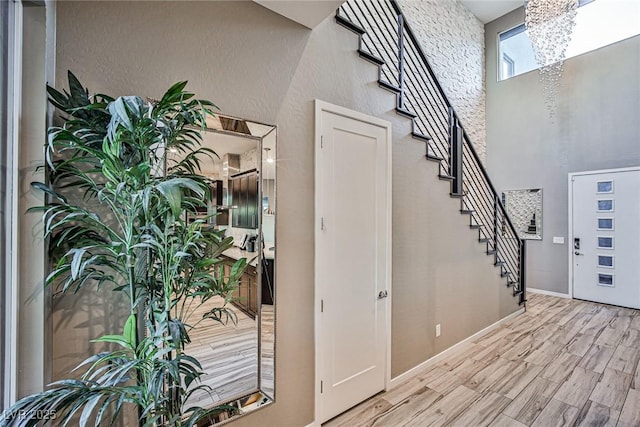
<box><xmin>231</xmin><ymin>178</ymin><xmax>241</xmax><ymax>227</ymax></box>
<box><xmin>211</xmin><ymin>180</ymin><xmax>229</xmax><ymax>225</ymax></box>
<box><xmin>187</xmin><ymin>180</ymin><xmax>228</xmax><ymax>225</ymax></box>
<box><xmin>246</xmin><ymin>173</ymin><xmax>258</xmax><ymax>228</ymax></box>
<box><xmin>225</xmin><ymin>259</ymin><xmax>258</xmax><ymax>320</ymax></box>
<box><xmin>230</xmin><ymin>170</ymin><xmax>258</xmax><ymax>229</ymax></box>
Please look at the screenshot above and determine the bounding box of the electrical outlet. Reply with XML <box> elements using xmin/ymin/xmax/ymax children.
<box><xmin>435</xmin><ymin>324</ymin><xmax>441</xmax><ymax>337</ymax></box>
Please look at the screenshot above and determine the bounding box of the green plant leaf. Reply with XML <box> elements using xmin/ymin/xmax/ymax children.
<box><xmin>123</xmin><ymin>314</ymin><xmax>137</xmax><ymax>348</ymax></box>
<box><xmin>31</xmin><ymin>181</ymin><xmax>68</xmax><ymax>203</ymax></box>
<box><xmin>91</xmin><ymin>335</ymin><xmax>131</xmax><ymax>350</ymax></box>
<box><xmin>20</xmin><ymin>74</ymin><xmax>238</xmax><ymax>425</ymax></box>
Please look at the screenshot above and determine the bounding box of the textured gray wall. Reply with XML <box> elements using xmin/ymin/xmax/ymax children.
<box><xmin>398</xmin><ymin>0</ymin><xmax>487</xmax><ymax>161</ymax></box>
<box><xmin>51</xmin><ymin>2</ymin><xmax>519</xmax><ymax>425</ymax></box>
<box><xmin>485</xmin><ymin>7</ymin><xmax>640</xmax><ymax>295</ymax></box>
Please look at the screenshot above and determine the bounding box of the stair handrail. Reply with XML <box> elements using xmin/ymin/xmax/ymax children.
<box><xmin>336</xmin><ymin>0</ymin><xmax>526</xmax><ymax>302</ymax></box>
<box><xmin>388</xmin><ymin>0</ymin><xmax>522</xmax><ymax>243</ymax></box>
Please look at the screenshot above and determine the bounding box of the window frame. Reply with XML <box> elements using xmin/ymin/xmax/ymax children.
<box><xmin>2</xmin><ymin>0</ymin><xmax>19</xmax><ymax>408</ymax></box>
<box><xmin>497</xmin><ymin>23</ymin><xmax>528</xmax><ymax>81</ymax></box>
<box><xmin>496</xmin><ymin>0</ymin><xmax>635</xmax><ymax>82</ymax></box>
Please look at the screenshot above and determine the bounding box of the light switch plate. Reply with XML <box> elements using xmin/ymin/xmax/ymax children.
<box><xmin>553</xmin><ymin>236</ymin><xmax>565</xmax><ymax>244</ymax></box>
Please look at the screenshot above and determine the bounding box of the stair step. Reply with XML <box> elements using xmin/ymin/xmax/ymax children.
<box><xmin>412</xmin><ymin>132</ymin><xmax>432</xmax><ymax>142</ymax></box>
<box><xmin>358</xmin><ymin>49</ymin><xmax>385</xmax><ymax>66</ymax></box>
<box><xmin>335</xmin><ymin>12</ymin><xmax>523</xmax><ymax>308</ymax></box>
<box><xmin>426</xmin><ymin>154</ymin><xmax>444</xmax><ymax>163</ymax></box>
<box><xmin>379</xmin><ymin>81</ymin><xmax>402</xmax><ymax>93</ymax></box>
<box><xmin>396</xmin><ymin>107</ymin><xmax>417</xmax><ymax>118</ymax></box>
<box><xmin>335</xmin><ymin>14</ymin><xmax>366</xmax><ymax>35</ymax></box>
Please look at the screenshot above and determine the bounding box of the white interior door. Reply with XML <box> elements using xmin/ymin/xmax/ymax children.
<box><xmin>571</xmin><ymin>168</ymin><xmax>640</xmax><ymax>308</ymax></box>
<box><xmin>315</xmin><ymin>101</ymin><xmax>391</xmax><ymax>424</ymax></box>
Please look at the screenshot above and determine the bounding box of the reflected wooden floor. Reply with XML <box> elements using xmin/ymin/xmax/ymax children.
<box><xmin>325</xmin><ymin>293</ymin><xmax>640</xmax><ymax>426</ymax></box>
<box><xmin>261</xmin><ymin>304</ymin><xmax>275</xmax><ymax>398</ymax></box>
<box><xmin>184</xmin><ymin>296</ymin><xmax>258</xmax><ymax>407</ymax></box>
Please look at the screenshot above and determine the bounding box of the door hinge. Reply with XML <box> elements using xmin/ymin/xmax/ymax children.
<box><xmin>321</xmin><ymin>299</ymin><xmax>324</xmax><ymax>313</ymax></box>
<box><xmin>320</xmin><ymin>380</ymin><xmax>323</xmax><ymax>394</ymax></box>
<box><xmin>321</xmin><ymin>135</ymin><xmax>324</xmax><ymax>148</ymax></box>
<box><xmin>321</xmin><ymin>217</ymin><xmax>325</xmax><ymax>231</ymax></box>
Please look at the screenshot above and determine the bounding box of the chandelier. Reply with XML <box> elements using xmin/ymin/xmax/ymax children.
<box><xmin>525</xmin><ymin>0</ymin><xmax>578</xmax><ymax>117</ymax></box>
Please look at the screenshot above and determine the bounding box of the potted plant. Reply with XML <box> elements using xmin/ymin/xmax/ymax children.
<box><xmin>2</xmin><ymin>72</ymin><xmax>247</xmax><ymax>426</ymax></box>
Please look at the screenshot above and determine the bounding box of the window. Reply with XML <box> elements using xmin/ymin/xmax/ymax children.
<box><xmin>498</xmin><ymin>24</ymin><xmax>537</xmax><ymax>80</ymax></box>
<box><xmin>597</xmin><ymin>199</ymin><xmax>614</xmax><ymax>212</ymax></box>
<box><xmin>498</xmin><ymin>0</ymin><xmax>640</xmax><ymax>81</ymax></box>
<box><xmin>598</xmin><ymin>255</ymin><xmax>614</xmax><ymax>268</ymax></box>
<box><xmin>598</xmin><ymin>237</ymin><xmax>614</xmax><ymax>249</ymax></box>
<box><xmin>501</xmin><ymin>53</ymin><xmax>516</xmax><ymax>79</ymax></box>
<box><xmin>597</xmin><ymin>181</ymin><xmax>613</xmax><ymax>193</ymax></box>
<box><xmin>598</xmin><ymin>273</ymin><xmax>614</xmax><ymax>287</ymax></box>
<box><xmin>597</xmin><ymin>218</ymin><xmax>614</xmax><ymax>230</ymax></box>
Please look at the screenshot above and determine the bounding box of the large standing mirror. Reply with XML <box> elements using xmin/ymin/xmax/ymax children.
<box><xmin>502</xmin><ymin>188</ymin><xmax>542</xmax><ymax>240</ymax></box>
<box><xmin>177</xmin><ymin>114</ymin><xmax>276</xmax><ymax>422</ymax></box>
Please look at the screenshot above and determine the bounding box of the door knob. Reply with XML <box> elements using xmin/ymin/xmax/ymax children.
<box><xmin>378</xmin><ymin>290</ymin><xmax>388</xmax><ymax>299</ymax></box>
<box><xmin>574</xmin><ymin>251</ymin><xmax>583</xmax><ymax>256</ymax></box>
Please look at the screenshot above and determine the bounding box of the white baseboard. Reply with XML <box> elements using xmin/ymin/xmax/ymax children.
<box><xmin>389</xmin><ymin>307</ymin><xmax>525</xmax><ymax>388</ymax></box>
<box><xmin>527</xmin><ymin>287</ymin><xmax>571</xmax><ymax>299</ymax></box>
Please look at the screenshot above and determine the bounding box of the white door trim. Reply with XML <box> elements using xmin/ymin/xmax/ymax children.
<box><xmin>313</xmin><ymin>100</ymin><xmax>392</xmax><ymax>423</ymax></box>
<box><xmin>568</xmin><ymin>166</ymin><xmax>640</xmax><ymax>301</ymax></box>
<box><xmin>5</xmin><ymin>0</ymin><xmax>23</xmax><ymax>406</ymax></box>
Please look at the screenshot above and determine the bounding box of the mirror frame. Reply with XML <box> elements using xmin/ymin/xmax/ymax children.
<box><xmin>502</xmin><ymin>188</ymin><xmax>543</xmax><ymax>240</ymax></box>
<box><xmin>182</xmin><ymin>114</ymin><xmax>277</xmax><ymax>424</ymax></box>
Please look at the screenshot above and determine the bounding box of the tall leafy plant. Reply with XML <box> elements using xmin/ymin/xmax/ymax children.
<box><xmin>2</xmin><ymin>72</ymin><xmax>247</xmax><ymax>426</ymax></box>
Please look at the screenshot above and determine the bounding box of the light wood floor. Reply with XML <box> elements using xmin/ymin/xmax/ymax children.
<box><xmin>325</xmin><ymin>293</ymin><xmax>640</xmax><ymax>427</ymax></box>
<box><xmin>261</xmin><ymin>304</ymin><xmax>275</xmax><ymax>398</ymax></box>
<box><xmin>184</xmin><ymin>296</ymin><xmax>258</xmax><ymax>406</ymax></box>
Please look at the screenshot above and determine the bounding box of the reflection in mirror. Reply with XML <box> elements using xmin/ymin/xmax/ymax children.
<box><xmin>502</xmin><ymin>189</ymin><xmax>542</xmax><ymax>240</ymax></box>
<box><xmin>174</xmin><ymin>114</ymin><xmax>276</xmax><ymax>422</ymax></box>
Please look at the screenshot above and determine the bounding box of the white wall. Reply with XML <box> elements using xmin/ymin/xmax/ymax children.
<box><xmin>399</xmin><ymin>0</ymin><xmax>487</xmax><ymax>161</ymax></box>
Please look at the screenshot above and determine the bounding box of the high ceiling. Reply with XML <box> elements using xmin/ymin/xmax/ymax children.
<box><xmin>459</xmin><ymin>0</ymin><xmax>523</xmax><ymax>23</ymax></box>
<box><xmin>256</xmin><ymin>1</ymin><xmax>525</xmax><ymax>28</ymax></box>
<box><xmin>255</xmin><ymin>0</ymin><xmax>345</xmax><ymax>29</ymax></box>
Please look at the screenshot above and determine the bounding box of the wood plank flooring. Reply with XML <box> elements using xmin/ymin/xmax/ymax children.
<box><xmin>184</xmin><ymin>296</ymin><xmax>258</xmax><ymax>406</ymax></box>
<box><xmin>324</xmin><ymin>294</ymin><xmax>640</xmax><ymax>427</ymax></box>
<box><xmin>261</xmin><ymin>304</ymin><xmax>275</xmax><ymax>398</ymax></box>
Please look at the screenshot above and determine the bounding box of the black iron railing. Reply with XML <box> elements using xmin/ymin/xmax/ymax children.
<box><xmin>336</xmin><ymin>0</ymin><xmax>526</xmax><ymax>304</ymax></box>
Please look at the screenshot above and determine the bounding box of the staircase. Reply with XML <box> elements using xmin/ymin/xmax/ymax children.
<box><xmin>336</xmin><ymin>0</ymin><xmax>526</xmax><ymax>305</ymax></box>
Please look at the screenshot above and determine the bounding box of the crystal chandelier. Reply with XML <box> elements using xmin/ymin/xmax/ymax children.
<box><xmin>525</xmin><ymin>0</ymin><xmax>578</xmax><ymax>117</ymax></box>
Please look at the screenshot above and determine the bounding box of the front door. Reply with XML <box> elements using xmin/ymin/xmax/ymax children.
<box><xmin>315</xmin><ymin>101</ymin><xmax>391</xmax><ymax>423</ymax></box>
<box><xmin>571</xmin><ymin>168</ymin><xmax>640</xmax><ymax>308</ymax></box>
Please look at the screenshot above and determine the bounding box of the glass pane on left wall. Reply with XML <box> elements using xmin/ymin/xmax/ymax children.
<box><xmin>0</xmin><ymin>0</ymin><xmax>9</xmax><ymax>407</ymax></box>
